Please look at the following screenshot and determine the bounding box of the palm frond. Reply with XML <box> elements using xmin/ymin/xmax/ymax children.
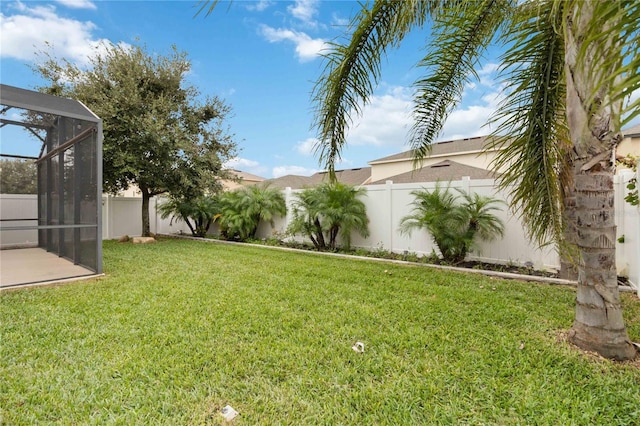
<box><xmin>312</xmin><ymin>0</ymin><xmax>434</xmax><ymax>178</ymax></box>
<box><xmin>195</xmin><ymin>0</ymin><xmax>223</xmax><ymax>17</ymax></box>
<box><xmin>411</xmin><ymin>0</ymin><xmax>510</xmax><ymax>165</ymax></box>
<box><xmin>571</xmin><ymin>0</ymin><xmax>640</xmax><ymax>127</ymax></box>
<box><xmin>488</xmin><ymin>0</ymin><xmax>568</xmax><ymax>247</ymax></box>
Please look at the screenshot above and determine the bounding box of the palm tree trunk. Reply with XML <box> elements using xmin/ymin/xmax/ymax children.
<box><xmin>185</xmin><ymin>218</ymin><xmax>197</xmax><ymax>237</ymax></box>
<box><xmin>314</xmin><ymin>218</ymin><xmax>326</xmax><ymax>249</ymax></box>
<box><xmin>564</xmin><ymin>1</ymin><xmax>636</xmax><ymax>360</ymax></box>
<box><xmin>559</xmin><ymin>190</ymin><xmax>578</xmax><ymax>280</ymax></box>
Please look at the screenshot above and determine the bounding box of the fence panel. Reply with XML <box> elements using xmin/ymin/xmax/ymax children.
<box><xmin>0</xmin><ymin>194</ymin><xmax>38</xmax><ymax>248</ymax></box>
<box><xmin>347</xmin><ymin>179</ymin><xmax>560</xmax><ymax>270</ymax></box>
<box><xmin>615</xmin><ymin>171</ymin><xmax>639</xmax><ymax>292</ymax></box>
<box><xmin>254</xmin><ymin>176</ymin><xmax>638</xmax><ymax>274</ymax></box>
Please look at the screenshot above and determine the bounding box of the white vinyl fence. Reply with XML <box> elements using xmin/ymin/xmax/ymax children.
<box><xmin>0</xmin><ymin>194</ymin><xmax>190</xmax><ymax>249</ymax></box>
<box><xmin>1</xmin><ymin>171</ymin><xmax>638</xmax><ymax>292</ymax></box>
<box><xmin>256</xmin><ymin>175</ymin><xmax>639</xmax><ymax>292</ymax></box>
<box><xmin>101</xmin><ymin>196</ymin><xmax>191</xmax><ymax>239</ymax></box>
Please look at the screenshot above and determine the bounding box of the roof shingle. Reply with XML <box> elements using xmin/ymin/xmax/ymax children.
<box><xmin>368</xmin><ymin>136</ymin><xmax>493</xmax><ymax>164</ymax></box>
<box><xmin>368</xmin><ymin>160</ymin><xmax>497</xmax><ymax>185</ymax></box>
<box><xmin>262</xmin><ymin>167</ymin><xmax>371</xmax><ymax>189</ymax></box>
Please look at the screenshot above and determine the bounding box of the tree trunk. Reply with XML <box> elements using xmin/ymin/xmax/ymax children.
<box><xmin>185</xmin><ymin>218</ymin><xmax>196</xmax><ymax>237</ymax></box>
<box><xmin>141</xmin><ymin>189</ymin><xmax>151</xmax><ymax>237</ymax></box>
<box><xmin>314</xmin><ymin>218</ymin><xmax>326</xmax><ymax>249</ymax></box>
<box><xmin>564</xmin><ymin>1</ymin><xmax>636</xmax><ymax>360</ymax></box>
<box><xmin>559</xmin><ymin>190</ymin><xmax>578</xmax><ymax>280</ymax></box>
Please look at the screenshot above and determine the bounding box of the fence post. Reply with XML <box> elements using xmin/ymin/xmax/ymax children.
<box><xmin>636</xmin><ymin>161</ymin><xmax>640</xmax><ymax>296</ymax></box>
<box><xmin>461</xmin><ymin>176</ymin><xmax>471</xmax><ymax>194</ymax></box>
<box><xmin>104</xmin><ymin>195</ymin><xmax>111</xmax><ymax>240</ymax></box>
<box><xmin>386</xmin><ymin>180</ymin><xmax>394</xmax><ymax>251</ymax></box>
<box><xmin>615</xmin><ymin>173</ymin><xmax>627</xmax><ymax>279</ymax></box>
<box><xmin>285</xmin><ymin>187</ymin><xmax>293</xmax><ymax>233</ymax></box>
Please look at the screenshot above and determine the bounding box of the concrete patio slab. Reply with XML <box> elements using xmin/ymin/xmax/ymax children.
<box><xmin>0</xmin><ymin>248</ymin><xmax>96</xmax><ymax>289</ymax></box>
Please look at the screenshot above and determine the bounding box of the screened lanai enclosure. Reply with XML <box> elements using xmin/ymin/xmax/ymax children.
<box><xmin>0</xmin><ymin>84</ymin><xmax>102</xmax><ymax>288</ymax></box>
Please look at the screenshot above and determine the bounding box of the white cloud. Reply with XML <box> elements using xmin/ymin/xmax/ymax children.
<box><xmin>331</xmin><ymin>13</ymin><xmax>349</xmax><ymax>27</ymax></box>
<box><xmin>440</xmin><ymin>90</ymin><xmax>505</xmax><ymax>140</ymax></box>
<box><xmin>55</xmin><ymin>0</ymin><xmax>97</xmax><ymax>10</ymax></box>
<box><xmin>246</xmin><ymin>0</ymin><xmax>272</xmax><ymax>12</ymax></box>
<box><xmin>272</xmin><ymin>165</ymin><xmax>318</xmax><ymax>178</ymax></box>
<box><xmin>0</xmin><ymin>3</ymin><xmax>109</xmax><ymax>65</ymax></box>
<box><xmin>341</xmin><ymin>82</ymin><xmax>506</xmax><ymax>149</ymax></box>
<box><xmin>478</xmin><ymin>62</ymin><xmax>500</xmax><ymax>76</ymax></box>
<box><xmin>346</xmin><ymin>86</ymin><xmax>413</xmax><ymax>147</ymax></box>
<box><xmin>287</xmin><ymin>0</ymin><xmax>318</xmax><ymax>25</ymax></box>
<box><xmin>224</xmin><ymin>157</ymin><xmax>260</xmax><ymax>169</ymax></box>
<box><xmin>295</xmin><ymin>137</ymin><xmax>318</xmax><ymax>155</ymax></box>
<box><xmin>259</xmin><ymin>25</ymin><xmax>327</xmax><ymax>62</ymax></box>
<box><xmin>336</xmin><ymin>157</ymin><xmax>353</xmax><ymax>167</ymax></box>
<box><xmin>224</xmin><ymin>157</ymin><xmax>268</xmax><ymax>176</ymax></box>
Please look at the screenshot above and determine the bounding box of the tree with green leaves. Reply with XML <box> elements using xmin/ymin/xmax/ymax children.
<box><xmin>310</xmin><ymin>1</ymin><xmax>639</xmax><ymax>360</ymax></box>
<box><xmin>399</xmin><ymin>183</ymin><xmax>505</xmax><ymax>264</ymax></box>
<box><xmin>288</xmin><ymin>182</ymin><xmax>369</xmax><ymax>251</ymax></box>
<box><xmin>0</xmin><ymin>159</ymin><xmax>37</xmax><ymax>194</ymax></box>
<box><xmin>158</xmin><ymin>195</ymin><xmax>220</xmax><ymax>238</ymax></box>
<box><xmin>218</xmin><ymin>185</ymin><xmax>286</xmax><ymax>241</ymax></box>
<box><xmin>34</xmin><ymin>43</ymin><xmax>237</xmax><ymax>236</ymax></box>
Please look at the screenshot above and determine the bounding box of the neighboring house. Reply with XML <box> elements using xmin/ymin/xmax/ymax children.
<box><xmin>115</xmin><ymin>169</ymin><xmax>265</xmax><ymax>196</ymax></box>
<box><xmin>368</xmin><ymin>126</ymin><xmax>640</xmax><ymax>185</ymax></box>
<box><xmin>222</xmin><ymin>169</ymin><xmax>265</xmax><ymax>190</ymax></box>
<box><xmin>619</xmin><ymin>124</ymin><xmax>640</xmax><ymax>159</ymax></box>
<box><xmin>368</xmin><ymin>135</ymin><xmax>502</xmax><ymax>183</ymax></box>
<box><xmin>368</xmin><ymin>160</ymin><xmax>498</xmax><ymax>185</ymax></box>
<box><xmin>263</xmin><ymin>167</ymin><xmax>372</xmax><ymax>190</ymax></box>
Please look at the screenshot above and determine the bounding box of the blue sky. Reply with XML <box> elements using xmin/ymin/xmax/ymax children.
<box><xmin>3</xmin><ymin>1</ymin><xmax>635</xmax><ymax>179</ymax></box>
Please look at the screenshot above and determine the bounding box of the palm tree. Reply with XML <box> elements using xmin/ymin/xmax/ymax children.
<box><xmin>158</xmin><ymin>195</ymin><xmax>220</xmax><ymax>238</ymax></box>
<box><xmin>312</xmin><ymin>1</ymin><xmax>639</xmax><ymax>360</ymax></box>
<box><xmin>288</xmin><ymin>182</ymin><xmax>369</xmax><ymax>250</ymax></box>
<box><xmin>288</xmin><ymin>186</ymin><xmax>328</xmax><ymax>250</ymax></box>
<box><xmin>399</xmin><ymin>184</ymin><xmax>505</xmax><ymax>263</ymax></box>
<box><xmin>218</xmin><ymin>185</ymin><xmax>286</xmax><ymax>241</ymax></box>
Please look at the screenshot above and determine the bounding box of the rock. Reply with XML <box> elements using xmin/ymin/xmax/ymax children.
<box><xmin>132</xmin><ymin>237</ymin><xmax>156</xmax><ymax>244</ymax></box>
<box><xmin>118</xmin><ymin>235</ymin><xmax>130</xmax><ymax>242</ymax></box>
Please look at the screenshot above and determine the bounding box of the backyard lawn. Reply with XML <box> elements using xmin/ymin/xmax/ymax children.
<box><xmin>1</xmin><ymin>238</ymin><xmax>639</xmax><ymax>424</ymax></box>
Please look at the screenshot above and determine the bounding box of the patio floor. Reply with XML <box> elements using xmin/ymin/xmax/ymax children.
<box><xmin>0</xmin><ymin>248</ymin><xmax>96</xmax><ymax>289</ymax></box>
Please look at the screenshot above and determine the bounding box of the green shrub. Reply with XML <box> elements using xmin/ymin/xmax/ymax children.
<box><xmin>218</xmin><ymin>185</ymin><xmax>286</xmax><ymax>241</ymax></box>
<box><xmin>287</xmin><ymin>182</ymin><xmax>369</xmax><ymax>250</ymax></box>
<box><xmin>399</xmin><ymin>183</ymin><xmax>505</xmax><ymax>264</ymax></box>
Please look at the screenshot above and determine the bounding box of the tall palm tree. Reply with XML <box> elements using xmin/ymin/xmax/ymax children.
<box><xmin>312</xmin><ymin>0</ymin><xmax>639</xmax><ymax>360</ymax></box>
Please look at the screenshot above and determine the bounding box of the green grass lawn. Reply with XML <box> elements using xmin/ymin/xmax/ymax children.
<box><xmin>1</xmin><ymin>238</ymin><xmax>639</xmax><ymax>424</ymax></box>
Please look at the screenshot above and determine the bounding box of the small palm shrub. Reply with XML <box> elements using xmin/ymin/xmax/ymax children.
<box><xmin>218</xmin><ymin>185</ymin><xmax>286</xmax><ymax>241</ymax></box>
<box><xmin>288</xmin><ymin>182</ymin><xmax>369</xmax><ymax>250</ymax></box>
<box><xmin>158</xmin><ymin>195</ymin><xmax>220</xmax><ymax>238</ymax></box>
<box><xmin>399</xmin><ymin>183</ymin><xmax>505</xmax><ymax>264</ymax></box>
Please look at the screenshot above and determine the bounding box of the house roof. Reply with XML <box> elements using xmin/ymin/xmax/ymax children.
<box><xmin>313</xmin><ymin>167</ymin><xmax>372</xmax><ymax>186</ymax></box>
<box><xmin>369</xmin><ymin>135</ymin><xmax>494</xmax><ymax>164</ymax></box>
<box><xmin>262</xmin><ymin>174</ymin><xmax>316</xmax><ymax>190</ymax></box>
<box><xmin>623</xmin><ymin>124</ymin><xmax>640</xmax><ymax>138</ymax></box>
<box><xmin>262</xmin><ymin>167</ymin><xmax>372</xmax><ymax>190</ymax></box>
<box><xmin>368</xmin><ymin>160</ymin><xmax>498</xmax><ymax>185</ymax></box>
<box><xmin>231</xmin><ymin>169</ymin><xmax>265</xmax><ymax>183</ymax></box>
